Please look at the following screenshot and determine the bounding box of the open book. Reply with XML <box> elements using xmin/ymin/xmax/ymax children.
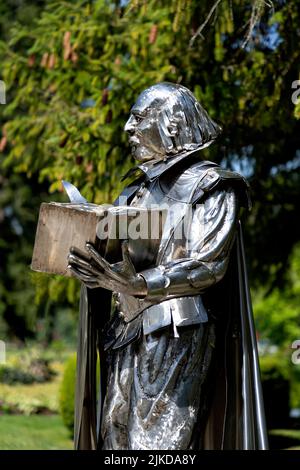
<box><xmin>31</xmin><ymin>181</ymin><xmax>166</xmax><ymax>277</ymax></box>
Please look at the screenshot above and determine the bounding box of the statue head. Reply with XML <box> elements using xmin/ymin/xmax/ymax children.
<box><xmin>124</xmin><ymin>82</ymin><xmax>221</xmax><ymax>162</ymax></box>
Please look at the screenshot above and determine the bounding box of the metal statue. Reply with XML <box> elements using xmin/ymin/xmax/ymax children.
<box><xmin>68</xmin><ymin>82</ymin><xmax>268</xmax><ymax>450</ymax></box>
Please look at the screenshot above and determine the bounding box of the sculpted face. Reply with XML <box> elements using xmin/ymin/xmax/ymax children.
<box><xmin>124</xmin><ymin>88</ymin><xmax>167</xmax><ymax>162</ymax></box>
<box><xmin>124</xmin><ymin>82</ymin><xmax>222</xmax><ymax>163</ymax></box>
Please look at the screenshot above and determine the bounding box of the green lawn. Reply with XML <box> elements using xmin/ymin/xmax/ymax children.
<box><xmin>0</xmin><ymin>415</ymin><xmax>73</xmax><ymax>450</ymax></box>
<box><xmin>1</xmin><ymin>415</ymin><xmax>300</xmax><ymax>450</ymax></box>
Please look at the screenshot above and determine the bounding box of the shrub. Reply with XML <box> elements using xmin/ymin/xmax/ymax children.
<box><xmin>260</xmin><ymin>353</ymin><xmax>290</xmax><ymax>429</ymax></box>
<box><xmin>59</xmin><ymin>353</ymin><xmax>76</xmax><ymax>436</ymax></box>
<box><xmin>291</xmin><ymin>365</ymin><xmax>300</xmax><ymax>410</ymax></box>
<box><xmin>0</xmin><ymin>366</ymin><xmax>36</xmax><ymax>385</ymax></box>
<box><xmin>0</xmin><ymin>362</ymin><xmax>62</xmax><ymax>415</ymax></box>
<box><xmin>0</xmin><ymin>356</ymin><xmax>56</xmax><ymax>385</ymax></box>
<box><xmin>260</xmin><ymin>353</ymin><xmax>290</xmax><ymax>382</ymax></box>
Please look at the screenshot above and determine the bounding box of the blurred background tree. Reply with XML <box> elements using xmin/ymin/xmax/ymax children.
<box><xmin>0</xmin><ymin>0</ymin><xmax>299</xmax><ymax>410</ymax></box>
<box><xmin>0</xmin><ymin>0</ymin><xmax>78</xmax><ymax>343</ymax></box>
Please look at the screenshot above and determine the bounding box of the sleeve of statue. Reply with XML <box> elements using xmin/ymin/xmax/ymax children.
<box><xmin>139</xmin><ymin>186</ymin><xmax>239</xmax><ymax>301</ymax></box>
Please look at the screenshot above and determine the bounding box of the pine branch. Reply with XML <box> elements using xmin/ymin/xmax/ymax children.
<box><xmin>189</xmin><ymin>0</ymin><xmax>222</xmax><ymax>48</ymax></box>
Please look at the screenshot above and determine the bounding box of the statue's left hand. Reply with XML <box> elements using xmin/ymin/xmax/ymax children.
<box><xmin>67</xmin><ymin>241</ymin><xmax>147</xmax><ymax>296</ymax></box>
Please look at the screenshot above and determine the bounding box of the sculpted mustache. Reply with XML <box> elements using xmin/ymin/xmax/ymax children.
<box><xmin>129</xmin><ymin>136</ymin><xmax>140</xmax><ymax>145</ymax></box>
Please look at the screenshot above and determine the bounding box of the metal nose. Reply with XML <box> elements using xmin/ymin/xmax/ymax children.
<box><xmin>124</xmin><ymin>114</ymin><xmax>135</xmax><ymax>133</ymax></box>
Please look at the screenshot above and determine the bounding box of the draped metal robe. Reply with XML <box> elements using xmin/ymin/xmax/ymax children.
<box><xmin>74</xmin><ymin>152</ymin><xmax>268</xmax><ymax>450</ymax></box>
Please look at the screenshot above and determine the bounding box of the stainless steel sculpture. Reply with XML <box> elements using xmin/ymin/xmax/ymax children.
<box><xmin>68</xmin><ymin>82</ymin><xmax>268</xmax><ymax>450</ymax></box>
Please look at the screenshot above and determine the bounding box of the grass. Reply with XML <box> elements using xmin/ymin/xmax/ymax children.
<box><xmin>0</xmin><ymin>415</ymin><xmax>73</xmax><ymax>450</ymax></box>
<box><xmin>0</xmin><ymin>347</ymin><xmax>74</xmax><ymax>449</ymax></box>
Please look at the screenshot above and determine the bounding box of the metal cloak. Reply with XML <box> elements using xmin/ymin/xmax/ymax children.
<box><xmin>73</xmin><ymin>161</ymin><xmax>268</xmax><ymax>451</ymax></box>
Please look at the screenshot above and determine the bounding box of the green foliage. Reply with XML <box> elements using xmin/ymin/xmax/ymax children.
<box><xmin>0</xmin><ymin>0</ymin><xmax>299</xmax><ymax>350</ymax></box>
<box><xmin>59</xmin><ymin>353</ymin><xmax>76</xmax><ymax>435</ymax></box>
<box><xmin>0</xmin><ymin>365</ymin><xmax>62</xmax><ymax>415</ymax></box>
<box><xmin>0</xmin><ymin>345</ymin><xmax>73</xmax><ymax>414</ymax></box>
<box><xmin>254</xmin><ymin>243</ymin><xmax>300</xmax><ymax>348</ymax></box>
<box><xmin>0</xmin><ymin>354</ymin><xmax>55</xmax><ymax>385</ymax></box>
<box><xmin>253</xmin><ymin>243</ymin><xmax>300</xmax><ymax>408</ymax></box>
<box><xmin>259</xmin><ymin>351</ymin><xmax>300</xmax><ymax>410</ymax></box>
<box><xmin>291</xmin><ymin>368</ymin><xmax>300</xmax><ymax>410</ymax></box>
<box><xmin>259</xmin><ymin>351</ymin><xmax>291</xmax><ymax>429</ymax></box>
<box><xmin>260</xmin><ymin>353</ymin><xmax>290</xmax><ymax>382</ymax></box>
<box><xmin>0</xmin><ymin>174</ymin><xmax>46</xmax><ymax>339</ymax></box>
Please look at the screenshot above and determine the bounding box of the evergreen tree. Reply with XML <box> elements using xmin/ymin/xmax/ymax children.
<box><xmin>0</xmin><ymin>0</ymin><xmax>299</xmax><ymax>344</ymax></box>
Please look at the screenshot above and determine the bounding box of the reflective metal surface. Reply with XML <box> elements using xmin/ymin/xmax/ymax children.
<box><xmin>124</xmin><ymin>82</ymin><xmax>221</xmax><ymax>162</ymax></box>
<box><xmin>62</xmin><ymin>180</ymin><xmax>87</xmax><ymax>203</ymax></box>
<box><xmin>72</xmin><ymin>82</ymin><xmax>268</xmax><ymax>450</ymax></box>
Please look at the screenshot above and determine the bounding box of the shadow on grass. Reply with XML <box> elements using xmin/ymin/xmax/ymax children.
<box><xmin>269</xmin><ymin>429</ymin><xmax>300</xmax><ymax>450</ymax></box>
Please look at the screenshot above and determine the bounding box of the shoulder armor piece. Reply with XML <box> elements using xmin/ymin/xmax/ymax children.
<box><xmin>192</xmin><ymin>167</ymin><xmax>252</xmax><ymax>210</ymax></box>
<box><xmin>158</xmin><ymin>160</ymin><xmax>218</xmax><ymax>203</ymax></box>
